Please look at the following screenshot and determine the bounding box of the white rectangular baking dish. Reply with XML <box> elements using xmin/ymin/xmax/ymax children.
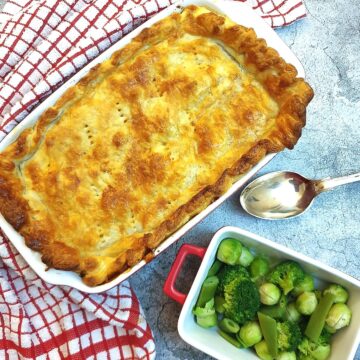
<box><xmin>0</xmin><ymin>0</ymin><xmax>306</xmax><ymax>293</ymax></box>
<box><xmin>164</xmin><ymin>226</ymin><xmax>360</xmax><ymax>360</ymax></box>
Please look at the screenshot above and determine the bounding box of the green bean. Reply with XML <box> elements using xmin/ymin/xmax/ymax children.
<box><xmin>207</xmin><ymin>260</ymin><xmax>223</xmax><ymax>277</ymax></box>
<box><xmin>305</xmin><ymin>293</ymin><xmax>335</xmax><ymax>342</ymax></box>
<box><xmin>196</xmin><ymin>276</ymin><xmax>219</xmax><ymax>308</ymax></box>
<box><xmin>215</xmin><ymin>295</ymin><xmax>226</xmax><ymax>314</ymax></box>
<box><xmin>218</xmin><ymin>318</ymin><xmax>240</xmax><ymax>334</ymax></box>
<box><xmin>218</xmin><ymin>329</ymin><xmax>242</xmax><ymax>348</ymax></box>
<box><xmin>258</xmin><ymin>312</ymin><xmax>278</xmax><ymax>358</ymax></box>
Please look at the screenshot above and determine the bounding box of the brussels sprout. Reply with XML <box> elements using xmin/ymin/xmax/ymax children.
<box><xmin>285</xmin><ymin>302</ymin><xmax>301</xmax><ymax>322</ymax></box>
<box><xmin>276</xmin><ymin>352</ymin><xmax>296</xmax><ymax>360</ymax></box>
<box><xmin>238</xmin><ymin>321</ymin><xmax>262</xmax><ymax>347</ymax></box>
<box><xmin>259</xmin><ymin>283</ymin><xmax>281</xmax><ymax>306</ymax></box>
<box><xmin>255</xmin><ymin>340</ymin><xmax>273</xmax><ymax>360</ymax></box>
<box><xmin>217</xmin><ymin>238</ymin><xmax>242</xmax><ymax>265</ymax></box>
<box><xmin>237</xmin><ymin>246</ymin><xmax>254</xmax><ymax>267</ymax></box>
<box><xmin>325</xmin><ymin>303</ymin><xmax>352</xmax><ymax>330</ymax></box>
<box><xmin>296</xmin><ymin>292</ymin><xmax>318</xmax><ymax>315</ymax></box>
<box><xmin>292</xmin><ymin>274</ymin><xmax>315</xmax><ymax>296</ymax></box>
<box><xmin>323</xmin><ymin>284</ymin><xmax>349</xmax><ymax>304</ymax></box>
<box><xmin>324</xmin><ymin>324</ymin><xmax>337</xmax><ymax>334</ymax></box>
<box><xmin>250</xmin><ymin>257</ymin><xmax>270</xmax><ymax>279</ymax></box>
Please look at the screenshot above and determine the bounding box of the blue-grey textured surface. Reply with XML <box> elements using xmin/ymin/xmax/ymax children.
<box><xmin>130</xmin><ymin>0</ymin><xmax>360</xmax><ymax>359</ymax></box>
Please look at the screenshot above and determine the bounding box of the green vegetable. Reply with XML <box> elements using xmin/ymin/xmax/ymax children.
<box><xmin>255</xmin><ymin>340</ymin><xmax>274</xmax><ymax>360</ymax></box>
<box><xmin>267</xmin><ymin>261</ymin><xmax>305</xmax><ymax>295</ymax></box>
<box><xmin>259</xmin><ymin>283</ymin><xmax>281</xmax><ymax>305</ymax></box>
<box><xmin>215</xmin><ymin>295</ymin><xmax>225</xmax><ymax>314</ymax></box>
<box><xmin>325</xmin><ymin>303</ymin><xmax>352</xmax><ymax>330</ymax></box>
<box><xmin>277</xmin><ymin>321</ymin><xmax>302</xmax><ymax>352</ymax></box>
<box><xmin>259</xmin><ymin>294</ymin><xmax>287</xmax><ymax>320</ymax></box>
<box><xmin>276</xmin><ymin>352</ymin><xmax>296</xmax><ymax>360</ymax></box>
<box><xmin>259</xmin><ymin>305</ymin><xmax>285</xmax><ymax>320</ymax></box>
<box><xmin>323</xmin><ymin>324</ymin><xmax>336</xmax><ymax>334</ymax></box>
<box><xmin>318</xmin><ymin>328</ymin><xmax>333</xmax><ymax>344</ymax></box>
<box><xmin>250</xmin><ymin>257</ymin><xmax>270</xmax><ymax>279</ymax></box>
<box><xmin>314</xmin><ymin>289</ymin><xmax>322</xmax><ymax>302</ymax></box>
<box><xmin>217</xmin><ymin>264</ymin><xmax>249</xmax><ymax>295</ymax></box>
<box><xmin>196</xmin><ymin>312</ymin><xmax>217</xmax><ymax>328</ymax></box>
<box><xmin>292</xmin><ymin>274</ymin><xmax>315</xmax><ymax>296</ymax></box>
<box><xmin>285</xmin><ymin>303</ymin><xmax>301</xmax><ymax>322</ymax></box>
<box><xmin>238</xmin><ymin>321</ymin><xmax>262</xmax><ymax>347</ymax></box>
<box><xmin>193</xmin><ymin>298</ymin><xmax>214</xmax><ymax>316</ymax></box>
<box><xmin>223</xmin><ymin>277</ymin><xmax>260</xmax><ymax>324</ymax></box>
<box><xmin>217</xmin><ymin>238</ymin><xmax>242</xmax><ymax>265</ymax></box>
<box><xmin>323</xmin><ymin>284</ymin><xmax>349</xmax><ymax>304</ymax></box>
<box><xmin>196</xmin><ymin>276</ymin><xmax>219</xmax><ymax>308</ymax></box>
<box><xmin>193</xmin><ymin>298</ymin><xmax>217</xmax><ymax>328</ymax></box>
<box><xmin>218</xmin><ymin>329</ymin><xmax>242</xmax><ymax>348</ymax></box>
<box><xmin>298</xmin><ymin>330</ymin><xmax>332</xmax><ymax>360</ymax></box>
<box><xmin>207</xmin><ymin>260</ymin><xmax>223</xmax><ymax>277</ymax></box>
<box><xmin>258</xmin><ymin>312</ymin><xmax>278</xmax><ymax>358</ymax></box>
<box><xmin>296</xmin><ymin>292</ymin><xmax>318</xmax><ymax>315</ymax></box>
<box><xmin>237</xmin><ymin>246</ymin><xmax>254</xmax><ymax>267</ymax></box>
<box><xmin>218</xmin><ymin>317</ymin><xmax>240</xmax><ymax>334</ymax></box>
<box><xmin>193</xmin><ymin>305</ymin><xmax>215</xmax><ymax>317</ymax></box>
<box><xmin>305</xmin><ymin>293</ymin><xmax>335</xmax><ymax>342</ymax></box>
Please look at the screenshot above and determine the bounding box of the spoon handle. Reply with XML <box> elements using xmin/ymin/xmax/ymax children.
<box><xmin>314</xmin><ymin>172</ymin><xmax>360</xmax><ymax>193</ymax></box>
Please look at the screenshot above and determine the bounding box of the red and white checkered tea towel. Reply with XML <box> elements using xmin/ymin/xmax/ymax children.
<box><xmin>0</xmin><ymin>230</ymin><xmax>155</xmax><ymax>359</ymax></box>
<box><xmin>0</xmin><ymin>0</ymin><xmax>306</xmax><ymax>358</ymax></box>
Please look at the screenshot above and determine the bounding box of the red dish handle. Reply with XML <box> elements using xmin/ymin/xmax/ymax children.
<box><xmin>163</xmin><ymin>244</ymin><xmax>206</xmax><ymax>305</ymax></box>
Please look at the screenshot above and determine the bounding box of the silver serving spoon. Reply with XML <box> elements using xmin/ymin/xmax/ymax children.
<box><xmin>240</xmin><ymin>171</ymin><xmax>360</xmax><ymax>220</ymax></box>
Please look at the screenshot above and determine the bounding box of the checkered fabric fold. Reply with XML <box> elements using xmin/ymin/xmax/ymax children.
<box><xmin>0</xmin><ymin>0</ymin><xmax>306</xmax><ymax>358</ymax></box>
<box><xmin>0</xmin><ymin>230</ymin><xmax>155</xmax><ymax>359</ymax></box>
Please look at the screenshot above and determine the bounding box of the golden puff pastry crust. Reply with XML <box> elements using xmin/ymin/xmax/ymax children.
<box><xmin>0</xmin><ymin>5</ymin><xmax>313</xmax><ymax>286</ymax></box>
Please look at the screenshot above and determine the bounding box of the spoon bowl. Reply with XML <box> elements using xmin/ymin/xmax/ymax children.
<box><xmin>240</xmin><ymin>171</ymin><xmax>360</xmax><ymax>220</ymax></box>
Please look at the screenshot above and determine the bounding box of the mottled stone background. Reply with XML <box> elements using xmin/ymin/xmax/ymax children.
<box><xmin>1</xmin><ymin>0</ymin><xmax>359</xmax><ymax>359</ymax></box>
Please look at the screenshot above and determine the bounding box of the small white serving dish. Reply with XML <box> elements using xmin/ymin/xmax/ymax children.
<box><xmin>0</xmin><ymin>0</ymin><xmax>305</xmax><ymax>293</ymax></box>
<box><xmin>164</xmin><ymin>226</ymin><xmax>360</xmax><ymax>360</ymax></box>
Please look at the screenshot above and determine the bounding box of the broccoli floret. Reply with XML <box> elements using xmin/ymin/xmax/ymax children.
<box><xmin>298</xmin><ymin>331</ymin><xmax>332</xmax><ymax>360</ymax></box>
<box><xmin>267</xmin><ymin>261</ymin><xmax>305</xmax><ymax>295</ymax></box>
<box><xmin>223</xmin><ymin>277</ymin><xmax>260</xmax><ymax>324</ymax></box>
<box><xmin>318</xmin><ymin>328</ymin><xmax>332</xmax><ymax>344</ymax></box>
<box><xmin>277</xmin><ymin>321</ymin><xmax>302</xmax><ymax>352</ymax></box>
<box><xmin>217</xmin><ymin>264</ymin><xmax>250</xmax><ymax>295</ymax></box>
